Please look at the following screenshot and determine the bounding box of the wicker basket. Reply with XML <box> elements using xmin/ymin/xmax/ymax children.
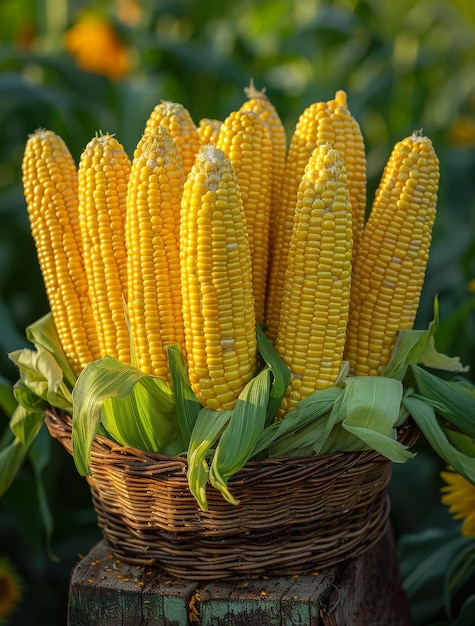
<box><xmin>45</xmin><ymin>408</ymin><xmax>418</xmax><ymax>580</ymax></box>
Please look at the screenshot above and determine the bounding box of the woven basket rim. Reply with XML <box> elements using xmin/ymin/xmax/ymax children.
<box><xmin>44</xmin><ymin>406</ymin><xmax>418</xmax><ymax>473</ymax></box>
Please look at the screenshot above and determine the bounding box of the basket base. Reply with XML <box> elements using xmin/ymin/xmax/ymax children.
<box><xmin>68</xmin><ymin>527</ymin><xmax>412</xmax><ymax>626</ymax></box>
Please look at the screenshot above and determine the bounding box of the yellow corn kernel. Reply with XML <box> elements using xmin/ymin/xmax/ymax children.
<box><xmin>197</xmin><ymin>118</ymin><xmax>222</xmax><ymax>145</ymax></box>
<box><xmin>180</xmin><ymin>145</ymin><xmax>257</xmax><ymax>410</ymax></box>
<box><xmin>240</xmin><ymin>79</ymin><xmax>287</xmax><ymax>244</ymax></box>
<box><xmin>216</xmin><ymin>110</ymin><xmax>272</xmax><ymax>323</ymax></box>
<box><xmin>144</xmin><ymin>101</ymin><xmax>201</xmax><ymax>175</ymax></box>
<box><xmin>22</xmin><ymin>129</ymin><xmax>100</xmax><ymax>375</ymax></box>
<box><xmin>126</xmin><ymin>127</ymin><xmax>186</xmax><ymax>380</ymax></box>
<box><xmin>265</xmin><ymin>90</ymin><xmax>364</xmax><ymax>342</ymax></box>
<box><xmin>344</xmin><ymin>131</ymin><xmax>439</xmax><ymax>376</ymax></box>
<box><xmin>78</xmin><ymin>133</ymin><xmax>131</xmax><ymax>363</ymax></box>
<box><xmin>327</xmin><ymin>90</ymin><xmax>366</xmax><ymax>260</ymax></box>
<box><xmin>275</xmin><ymin>144</ymin><xmax>352</xmax><ymax>415</ymax></box>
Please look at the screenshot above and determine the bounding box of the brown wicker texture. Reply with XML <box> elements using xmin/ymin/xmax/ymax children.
<box><xmin>45</xmin><ymin>408</ymin><xmax>418</xmax><ymax>580</ymax></box>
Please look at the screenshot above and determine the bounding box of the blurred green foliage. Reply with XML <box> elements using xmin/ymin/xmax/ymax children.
<box><xmin>0</xmin><ymin>0</ymin><xmax>474</xmax><ymax>624</ymax></box>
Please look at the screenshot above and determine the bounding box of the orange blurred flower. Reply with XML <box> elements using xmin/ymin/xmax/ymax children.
<box><xmin>64</xmin><ymin>14</ymin><xmax>131</xmax><ymax>80</ymax></box>
<box><xmin>441</xmin><ymin>467</ymin><xmax>475</xmax><ymax>537</ymax></box>
<box><xmin>0</xmin><ymin>558</ymin><xmax>22</xmax><ymax>619</ymax></box>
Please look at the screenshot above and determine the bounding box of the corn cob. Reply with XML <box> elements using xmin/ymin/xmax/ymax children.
<box><xmin>265</xmin><ymin>90</ymin><xmax>365</xmax><ymax>342</ymax></box>
<box><xmin>197</xmin><ymin>118</ymin><xmax>222</xmax><ymax>145</ymax></box>
<box><xmin>344</xmin><ymin>131</ymin><xmax>439</xmax><ymax>376</ymax></box>
<box><xmin>144</xmin><ymin>101</ymin><xmax>201</xmax><ymax>175</ymax></box>
<box><xmin>21</xmin><ymin>129</ymin><xmax>100</xmax><ymax>375</ymax></box>
<box><xmin>275</xmin><ymin>144</ymin><xmax>352</xmax><ymax>414</ymax></box>
<box><xmin>327</xmin><ymin>90</ymin><xmax>366</xmax><ymax>259</ymax></box>
<box><xmin>239</xmin><ymin>79</ymin><xmax>287</xmax><ymax>243</ymax></box>
<box><xmin>77</xmin><ymin>133</ymin><xmax>131</xmax><ymax>364</ymax></box>
<box><xmin>180</xmin><ymin>145</ymin><xmax>257</xmax><ymax>410</ymax></box>
<box><xmin>126</xmin><ymin>127</ymin><xmax>186</xmax><ymax>380</ymax></box>
<box><xmin>216</xmin><ymin>110</ymin><xmax>272</xmax><ymax>323</ymax></box>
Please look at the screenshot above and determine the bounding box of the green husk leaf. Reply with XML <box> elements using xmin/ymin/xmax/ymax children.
<box><xmin>403</xmin><ymin>394</ymin><xmax>475</xmax><ymax>484</ymax></box>
<box><xmin>256</xmin><ymin>325</ymin><xmax>291</xmax><ymax>425</ymax></box>
<box><xmin>24</xmin><ymin>312</ymin><xmax>76</xmax><ymax>388</ymax></box>
<box><xmin>265</xmin><ymin>386</ymin><xmax>343</xmax><ymax>457</ymax></box>
<box><xmin>383</xmin><ymin>296</ymin><xmax>468</xmax><ymax>380</ymax></box>
<box><xmin>382</xmin><ymin>329</ymin><xmax>429</xmax><ymax>381</ymax></box>
<box><xmin>187</xmin><ymin>407</ymin><xmax>232</xmax><ymax>511</ymax></box>
<box><xmin>208</xmin><ymin>368</ymin><xmax>270</xmax><ymax>504</ymax></box>
<box><xmin>409</xmin><ymin>364</ymin><xmax>475</xmax><ymax>438</ymax></box>
<box><xmin>9</xmin><ymin>345</ymin><xmax>73</xmax><ymax>413</ymax></box>
<box><xmin>419</xmin><ymin>296</ymin><xmax>469</xmax><ymax>373</ymax></box>
<box><xmin>167</xmin><ymin>344</ymin><xmax>202</xmax><ymax>444</ymax></box>
<box><xmin>336</xmin><ymin>376</ymin><xmax>414</xmax><ymax>462</ymax></box>
<box><xmin>253</xmin><ymin>387</ymin><xmax>342</xmax><ymax>457</ymax></box>
<box><xmin>72</xmin><ymin>355</ymin><xmax>180</xmax><ymax>476</ymax></box>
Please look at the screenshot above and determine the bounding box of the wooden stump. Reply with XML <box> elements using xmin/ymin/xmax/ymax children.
<box><xmin>68</xmin><ymin>527</ymin><xmax>412</xmax><ymax>626</ymax></box>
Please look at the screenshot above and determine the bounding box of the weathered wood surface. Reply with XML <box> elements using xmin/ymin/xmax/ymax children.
<box><xmin>68</xmin><ymin>527</ymin><xmax>412</xmax><ymax>626</ymax></box>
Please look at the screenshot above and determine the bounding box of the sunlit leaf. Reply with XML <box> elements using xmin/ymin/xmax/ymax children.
<box><xmin>25</xmin><ymin>312</ymin><xmax>76</xmax><ymax>388</ymax></box>
<box><xmin>409</xmin><ymin>364</ymin><xmax>475</xmax><ymax>438</ymax></box>
<box><xmin>167</xmin><ymin>344</ymin><xmax>202</xmax><ymax>444</ymax></box>
<box><xmin>337</xmin><ymin>376</ymin><xmax>414</xmax><ymax>462</ymax></box>
<box><xmin>209</xmin><ymin>368</ymin><xmax>270</xmax><ymax>504</ymax></box>
<box><xmin>403</xmin><ymin>395</ymin><xmax>475</xmax><ymax>484</ymax></box>
<box><xmin>187</xmin><ymin>407</ymin><xmax>232</xmax><ymax>511</ymax></box>
<box><xmin>256</xmin><ymin>325</ymin><xmax>291</xmax><ymax>425</ymax></box>
<box><xmin>71</xmin><ymin>355</ymin><xmax>180</xmax><ymax>476</ymax></box>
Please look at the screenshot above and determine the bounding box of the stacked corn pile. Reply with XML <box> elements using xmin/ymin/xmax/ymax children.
<box><xmin>22</xmin><ymin>83</ymin><xmax>439</xmax><ymax>419</ymax></box>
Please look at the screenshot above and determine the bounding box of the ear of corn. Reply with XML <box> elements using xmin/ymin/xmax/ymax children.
<box><xmin>126</xmin><ymin>127</ymin><xmax>186</xmax><ymax>380</ymax></box>
<box><xmin>216</xmin><ymin>109</ymin><xmax>273</xmax><ymax>323</ymax></box>
<box><xmin>275</xmin><ymin>143</ymin><xmax>352</xmax><ymax>414</ymax></box>
<box><xmin>239</xmin><ymin>79</ymin><xmax>287</xmax><ymax>240</ymax></box>
<box><xmin>344</xmin><ymin>131</ymin><xmax>439</xmax><ymax>376</ymax></box>
<box><xmin>265</xmin><ymin>90</ymin><xmax>365</xmax><ymax>342</ymax></box>
<box><xmin>197</xmin><ymin>118</ymin><xmax>222</xmax><ymax>145</ymax></box>
<box><xmin>144</xmin><ymin>101</ymin><xmax>201</xmax><ymax>175</ymax></box>
<box><xmin>21</xmin><ymin>129</ymin><xmax>100</xmax><ymax>375</ymax></box>
<box><xmin>77</xmin><ymin>133</ymin><xmax>131</xmax><ymax>364</ymax></box>
<box><xmin>180</xmin><ymin>145</ymin><xmax>257</xmax><ymax>410</ymax></box>
<box><xmin>327</xmin><ymin>90</ymin><xmax>366</xmax><ymax>260</ymax></box>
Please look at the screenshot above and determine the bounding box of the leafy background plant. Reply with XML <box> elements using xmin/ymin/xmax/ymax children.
<box><xmin>0</xmin><ymin>0</ymin><xmax>474</xmax><ymax>623</ymax></box>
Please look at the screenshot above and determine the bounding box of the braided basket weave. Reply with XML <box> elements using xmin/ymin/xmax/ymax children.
<box><xmin>45</xmin><ymin>408</ymin><xmax>417</xmax><ymax>580</ymax></box>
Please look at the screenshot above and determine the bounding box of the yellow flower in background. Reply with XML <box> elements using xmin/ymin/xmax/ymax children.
<box><xmin>64</xmin><ymin>13</ymin><xmax>131</xmax><ymax>80</ymax></box>
<box><xmin>441</xmin><ymin>467</ymin><xmax>475</xmax><ymax>537</ymax></box>
<box><xmin>447</xmin><ymin>113</ymin><xmax>475</xmax><ymax>148</ymax></box>
<box><xmin>0</xmin><ymin>558</ymin><xmax>22</xmax><ymax>619</ymax></box>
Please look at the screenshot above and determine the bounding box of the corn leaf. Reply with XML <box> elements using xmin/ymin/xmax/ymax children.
<box><xmin>9</xmin><ymin>346</ymin><xmax>73</xmax><ymax>413</ymax></box>
<box><xmin>337</xmin><ymin>376</ymin><xmax>414</xmax><ymax>462</ymax></box>
<box><xmin>24</xmin><ymin>312</ymin><xmax>76</xmax><ymax>388</ymax></box>
<box><xmin>0</xmin><ymin>376</ymin><xmax>18</xmax><ymax>418</ymax></box>
<box><xmin>382</xmin><ymin>330</ymin><xmax>429</xmax><ymax>380</ymax></box>
<box><xmin>187</xmin><ymin>407</ymin><xmax>232</xmax><ymax>511</ymax></box>
<box><xmin>383</xmin><ymin>297</ymin><xmax>468</xmax><ymax>380</ymax></box>
<box><xmin>256</xmin><ymin>325</ymin><xmax>291</xmax><ymax>425</ymax></box>
<box><xmin>409</xmin><ymin>364</ymin><xmax>475</xmax><ymax>438</ymax></box>
<box><xmin>252</xmin><ymin>386</ymin><xmax>342</xmax><ymax>457</ymax></box>
<box><xmin>167</xmin><ymin>344</ymin><xmax>202</xmax><ymax>444</ymax></box>
<box><xmin>0</xmin><ymin>405</ymin><xmax>44</xmax><ymax>496</ymax></box>
<box><xmin>72</xmin><ymin>355</ymin><xmax>180</xmax><ymax>476</ymax></box>
<box><xmin>403</xmin><ymin>394</ymin><xmax>475</xmax><ymax>484</ymax></box>
<box><xmin>419</xmin><ymin>296</ymin><xmax>468</xmax><ymax>373</ymax></box>
<box><xmin>208</xmin><ymin>368</ymin><xmax>270</xmax><ymax>504</ymax></box>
